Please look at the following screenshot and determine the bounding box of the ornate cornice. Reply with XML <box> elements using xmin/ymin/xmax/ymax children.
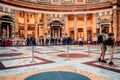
<box><xmin>0</xmin><ymin>0</ymin><xmax>115</xmax><ymax>12</ymax></box>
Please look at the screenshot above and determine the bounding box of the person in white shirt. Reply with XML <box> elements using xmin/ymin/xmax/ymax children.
<box><xmin>78</xmin><ymin>37</ymin><xmax>83</xmax><ymax>46</ymax></box>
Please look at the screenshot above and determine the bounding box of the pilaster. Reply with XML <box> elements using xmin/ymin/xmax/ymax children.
<box><xmin>113</xmin><ymin>6</ymin><xmax>118</xmax><ymax>41</ymax></box>
<box><xmin>15</xmin><ymin>10</ymin><xmax>18</xmax><ymax>40</ymax></box>
<box><xmin>44</xmin><ymin>14</ymin><xmax>48</xmax><ymax>40</ymax></box>
<box><xmin>84</xmin><ymin>14</ymin><xmax>87</xmax><ymax>41</ymax></box>
<box><xmin>93</xmin><ymin>13</ymin><xmax>97</xmax><ymax>41</ymax></box>
<box><xmin>64</xmin><ymin>14</ymin><xmax>69</xmax><ymax>37</ymax></box>
<box><xmin>118</xmin><ymin>11</ymin><xmax>120</xmax><ymax>41</ymax></box>
<box><xmin>35</xmin><ymin>13</ymin><xmax>38</xmax><ymax>43</ymax></box>
<box><xmin>74</xmin><ymin>14</ymin><xmax>77</xmax><ymax>41</ymax></box>
<box><xmin>24</xmin><ymin>11</ymin><xmax>28</xmax><ymax>39</ymax></box>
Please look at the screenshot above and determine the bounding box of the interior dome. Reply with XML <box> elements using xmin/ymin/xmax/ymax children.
<box><xmin>0</xmin><ymin>0</ymin><xmax>115</xmax><ymax>12</ymax></box>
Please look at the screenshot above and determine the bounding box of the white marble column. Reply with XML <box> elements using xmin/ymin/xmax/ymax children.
<box><xmin>109</xmin><ymin>23</ymin><xmax>112</xmax><ymax>32</ymax></box>
<box><xmin>11</xmin><ymin>22</ymin><xmax>15</xmax><ymax>38</ymax></box>
<box><xmin>7</xmin><ymin>25</ymin><xmax>9</xmax><ymax>38</ymax></box>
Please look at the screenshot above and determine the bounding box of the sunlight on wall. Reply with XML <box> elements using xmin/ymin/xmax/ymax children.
<box><xmin>18</xmin><ymin>18</ymin><xmax>24</xmax><ymax>24</ymax></box>
<box><xmin>77</xmin><ymin>20</ymin><xmax>84</xmax><ymax>28</ymax></box>
<box><xmin>29</xmin><ymin>19</ymin><xmax>35</xmax><ymax>24</ymax></box>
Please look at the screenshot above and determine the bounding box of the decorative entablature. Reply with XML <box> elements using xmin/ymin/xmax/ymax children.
<box><xmin>50</xmin><ymin>20</ymin><xmax>63</xmax><ymax>27</ymax></box>
<box><xmin>0</xmin><ymin>14</ymin><xmax>13</xmax><ymax>22</ymax></box>
<box><xmin>0</xmin><ymin>0</ymin><xmax>115</xmax><ymax>12</ymax></box>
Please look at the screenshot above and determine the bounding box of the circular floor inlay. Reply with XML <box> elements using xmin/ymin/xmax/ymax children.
<box><xmin>25</xmin><ymin>71</ymin><xmax>90</xmax><ymax>80</ymax></box>
<box><xmin>0</xmin><ymin>53</ymin><xmax>23</xmax><ymax>57</ymax></box>
<box><xmin>58</xmin><ymin>53</ymin><xmax>88</xmax><ymax>58</ymax></box>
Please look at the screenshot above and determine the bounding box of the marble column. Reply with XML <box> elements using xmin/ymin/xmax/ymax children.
<box><xmin>44</xmin><ymin>14</ymin><xmax>48</xmax><ymax>42</ymax></box>
<box><xmin>113</xmin><ymin>6</ymin><xmax>118</xmax><ymax>41</ymax></box>
<box><xmin>11</xmin><ymin>22</ymin><xmax>15</xmax><ymax>39</ymax></box>
<box><xmin>118</xmin><ymin>11</ymin><xmax>120</xmax><ymax>41</ymax></box>
<box><xmin>24</xmin><ymin>11</ymin><xmax>28</xmax><ymax>39</ymax></box>
<box><xmin>93</xmin><ymin>13</ymin><xmax>97</xmax><ymax>41</ymax></box>
<box><xmin>74</xmin><ymin>14</ymin><xmax>77</xmax><ymax>41</ymax></box>
<box><xmin>64</xmin><ymin>14</ymin><xmax>69</xmax><ymax>37</ymax></box>
<box><xmin>35</xmin><ymin>13</ymin><xmax>38</xmax><ymax>44</ymax></box>
<box><xmin>7</xmin><ymin>25</ymin><xmax>9</xmax><ymax>38</ymax></box>
<box><xmin>15</xmin><ymin>10</ymin><xmax>19</xmax><ymax>40</ymax></box>
<box><xmin>84</xmin><ymin>14</ymin><xmax>87</xmax><ymax>41</ymax></box>
<box><xmin>109</xmin><ymin>22</ymin><xmax>112</xmax><ymax>32</ymax></box>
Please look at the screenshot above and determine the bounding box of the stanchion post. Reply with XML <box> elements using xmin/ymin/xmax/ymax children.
<box><xmin>66</xmin><ymin>44</ymin><xmax>69</xmax><ymax>60</ymax></box>
<box><xmin>31</xmin><ymin>45</ymin><xmax>36</xmax><ymax>63</ymax></box>
<box><xmin>88</xmin><ymin>43</ymin><xmax>90</xmax><ymax>57</ymax></box>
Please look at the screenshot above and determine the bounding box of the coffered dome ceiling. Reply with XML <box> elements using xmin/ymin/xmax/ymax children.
<box><xmin>0</xmin><ymin>0</ymin><xmax>118</xmax><ymax>12</ymax></box>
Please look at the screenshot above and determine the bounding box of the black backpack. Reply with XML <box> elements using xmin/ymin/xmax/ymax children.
<box><xmin>97</xmin><ymin>34</ymin><xmax>103</xmax><ymax>44</ymax></box>
<box><xmin>105</xmin><ymin>38</ymin><xmax>114</xmax><ymax>46</ymax></box>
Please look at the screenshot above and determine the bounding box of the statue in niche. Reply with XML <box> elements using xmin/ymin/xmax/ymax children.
<box><xmin>2</xmin><ymin>27</ymin><xmax>7</xmax><ymax>38</ymax></box>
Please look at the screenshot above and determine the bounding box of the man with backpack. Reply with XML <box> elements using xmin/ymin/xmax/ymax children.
<box><xmin>98</xmin><ymin>29</ymin><xmax>108</xmax><ymax>63</ymax></box>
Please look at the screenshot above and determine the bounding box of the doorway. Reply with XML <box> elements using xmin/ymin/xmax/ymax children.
<box><xmin>0</xmin><ymin>15</ymin><xmax>13</xmax><ymax>39</ymax></box>
<box><xmin>101</xmin><ymin>24</ymin><xmax>110</xmax><ymax>33</ymax></box>
<box><xmin>1</xmin><ymin>22</ymin><xmax>12</xmax><ymax>38</ymax></box>
<box><xmin>51</xmin><ymin>26</ymin><xmax>62</xmax><ymax>38</ymax></box>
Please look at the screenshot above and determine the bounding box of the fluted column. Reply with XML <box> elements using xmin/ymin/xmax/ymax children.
<box><xmin>15</xmin><ymin>10</ymin><xmax>19</xmax><ymax>40</ymax></box>
<box><xmin>35</xmin><ymin>13</ymin><xmax>38</xmax><ymax>43</ymax></box>
<box><xmin>64</xmin><ymin>14</ymin><xmax>69</xmax><ymax>37</ymax></box>
<box><xmin>84</xmin><ymin>14</ymin><xmax>87</xmax><ymax>41</ymax></box>
<box><xmin>7</xmin><ymin>25</ymin><xmax>9</xmax><ymax>38</ymax></box>
<box><xmin>44</xmin><ymin>14</ymin><xmax>47</xmax><ymax>40</ymax></box>
<box><xmin>11</xmin><ymin>22</ymin><xmax>15</xmax><ymax>39</ymax></box>
<box><xmin>118</xmin><ymin>11</ymin><xmax>120</xmax><ymax>41</ymax></box>
<box><xmin>74</xmin><ymin>14</ymin><xmax>77</xmax><ymax>41</ymax></box>
<box><xmin>113</xmin><ymin>6</ymin><xmax>118</xmax><ymax>41</ymax></box>
<box><xmin>109</xmin><ymin>22</ymin><xmax>112</xmax><ymax>32</ymax></box>
<box><xmin>24</xmin><ymin>11</ymin><xmax>28</xmax><ymax>39</ymax></box>
<box><xmin>93</xmin><ymin>13</ymin><xmax>97</xmax><ymax>41</ymax></box>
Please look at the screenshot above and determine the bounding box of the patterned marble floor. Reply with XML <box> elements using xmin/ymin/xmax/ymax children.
<box><xmin>0</xmin><ymin>45</ymin><xmax>120</xmax><ymax>80</ymax></box>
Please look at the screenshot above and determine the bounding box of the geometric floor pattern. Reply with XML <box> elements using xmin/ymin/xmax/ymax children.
<box><xmin>0</xmin><ymin>45</ymin><xmax>120</xmax><ymax>80</ymax></box>
<box><xmin>0</xmin><ymin>56</ymin><xmax>54</xmax><ymax>70</ymax></box>
<box><xmin>25</xmin><ymin>71</ymin><xmax>90</xmax><ymax>80</ymax></box>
